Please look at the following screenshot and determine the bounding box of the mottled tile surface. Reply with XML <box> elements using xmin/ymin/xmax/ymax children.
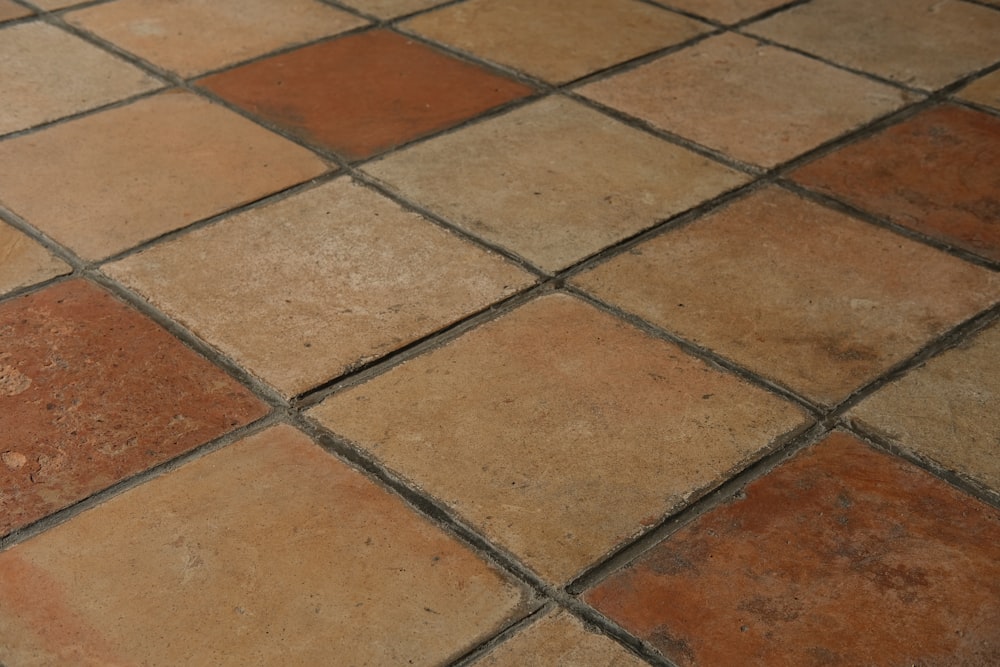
<box><xmin>665</xmin><ymin>0</ymin><xmax>791</xmax><ymax>23</ymax></box>
<box><xmin>0</xmin><ymin>223</ymin><xmax>69</xmax><ymax>297</ymax></box>
<box><xmin>960</xmin><ymin>69</ymin><xmax>1000</xmax><ymax>111</ymax></box>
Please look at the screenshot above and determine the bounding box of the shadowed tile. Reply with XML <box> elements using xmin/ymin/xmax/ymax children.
<box><xmin>0</xmin><ymin>223</ymin><xmax>69</xmax><ymax>297</ymax></box>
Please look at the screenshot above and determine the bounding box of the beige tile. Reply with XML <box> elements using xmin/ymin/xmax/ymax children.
<box><xmin>0</xmin><ymin>424</ymin><xmax>533</xmax><ymax>666</ymax></box>
<box><xmin>339</xmin><ymin>0</ymin><xmax>444</xmax><ymax>18</ymax></box>
<box><xmin>0</xmin><ymin>91</ymin><xmax>328</xmax><ymax>260</ymax></box>
<box><xmin>403</xmin><ymin>0</ymin><xmax>707</xmax><ymax>83</ymax></box>
<box><xmin>30</xmin><ymin>0</ymin><xmax>88</xmax><ymax>8</ymax></box>
<box><xmin>959</xmin><ymin>69</ymin><xmax>1000</xmax><ymax>112</ymax></box>
<box><xmin>665</xmin><ymin>0</ymin><xmax>791</xmax><ymax>23</ymax></box>
<box><xmin>747</xmin><ymin>0</ymin><xmax>1000</xmax><ymax>90</ymax></box>
<box><xmin>310</xmin><ymin>293</ymin><xmax>807</xmax><ymax>583</ymax></box>
<box><xmin>0</xmin><ymin>21</ymin><xmax>160</xmax><ymax>136</ymax></box>
<box><xmin>579</xmin><ymin>33</ymin><xmax>916</xmax><ymax>167</ymax></box>
<box><xmin>0</xmin><ymin>1</ymin><xmax>32</xmax><ymax>23</ymax></box>
<box><xmin>105</xmin><ymin>178</ymin><xmax>532</xmax><ymax>397</ymax></box>
<box><xmin>365</xmin><ymin>97</ymin><xmax>747</xmax><ymax>272</ymax></box>
<box><xmin>0</xmin><ymin>222</ymin><xmax>69</xmax><ymax>296</ymax></box>
<box><xmin>573</xmin><ymin>187</ymin><xmax>1000</xmax><ymax>406</ymax></box>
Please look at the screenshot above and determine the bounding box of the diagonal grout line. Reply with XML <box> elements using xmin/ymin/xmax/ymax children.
<box><xmin>447</xmin><ymin>603</ymin><xmax>556</xmax><ymax>667</ymax></box>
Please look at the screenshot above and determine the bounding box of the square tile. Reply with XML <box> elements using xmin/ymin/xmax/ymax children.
<box><xmin>747</xmin><ymin>0</ymin><xmax>1000</xmax><ymax>90</ymax></box>
<box><xmin>0</xmin><ymin>1</ymin><xmax>31</xmax><ymax>23</ymax></box>
<box><xmin>959</xmin><ymin>69</ymin><xmax>1000</xmax><ymax>112</ymax></box>
<box><xmin>0</xmin><ymin>91</ymin><xmax>328</xmax><ymax>260</ymax></box>
<box><xmin>310</xmin><ymin>293</ymin><xmax>807</xmax><ymax>583</ymax></box>
<box><xmin>365</xmin><ymin>97</ymin><xmax>747</xmax><ymax>272</ymax></box>
<box><xmin>0</xmin><ymin>21</ymin><xmax>160</xmax><ymax>136</ymax></box>
<box><xmin>572</xmin><ymin>187</ymin><xmax>1000</xmax><ymax>406</ymax></box>
<box><xmin>0</xmin><ymin>222</ymin><xmax>69</xmax><ymax>297</ymax></box>
<box><xmin>198</xmin><ymin>29</ymin><xmax>535</xmax><ymax>160</ymax></box>
<box><xmin>402</xmin><ymin>0</ymin><xmax>708</xmax><ymax>84</ymax></box>
<box><xmin>791</xmin><ymin>104</ymin><xmax>1000</xmax><ymax>263</ymax></box>
<box><xmin>663</xmin><ymin>0</ymin><xmax>791</xmax><ymax>24</ymax></box>
<box><xmin>0</xmin><ymin>279</ymin><xmax>267</xmax><ymax>537</ymax></box>
<box><xmin>105</xmin><ymin>178</ymin><xmax>532</xmax><ymax>397</ymax></box>
<box><xmin>339</xmin><ymin>0</ymin><xmax>445</xmax><ymax>19</ymax></box>
<box><xmin>578</xmin><ymin>33</ymin><xmax>917</xmax><ymax>167</ymax></box>
<box><xmin>585</xmin><ymin>432</ymin><xmax>1000</xmax><ymax>667</ymax></box>
<box><xmin>66</xmin><ymin>0</ymin><xmax>367</xmax><ymax>77</ymax></box>
<box><xmin>0</xmin><ymin>425</ymin><xmax>533</xmax><ymax>665</ymax></box>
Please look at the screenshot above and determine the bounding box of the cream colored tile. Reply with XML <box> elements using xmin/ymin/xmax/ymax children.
<box><xmin>0</xmin><ymin>223</ymin><xmax>69</xmax><ymax>296</ymax></box>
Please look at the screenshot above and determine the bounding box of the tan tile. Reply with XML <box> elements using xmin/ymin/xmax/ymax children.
<box><xmin>30</xmin><ymin>0</ymin><xmax>88</xmax><ymax>8</ymax></box>
<box><xmin>0</xmin><ymin>1</ymin><xmax>32</xmax><ymax>23</ymax></box>
<box><xmin>572</xmin><ymin>187</ymin><xmax>1000</xmax><ymax>406</ymax></box>
<box><xmin>579</xmin><ymin>33</ymin><xmax>916</xmax><ymax>167</ymax></box>
<box><xmin>403</xmin><ymin>0</ymin><xmax>707</xmax><ymax>83</ymax></box>
<box><xmin>339</xmin><ymin>0</ymin><xmax>444</xmax><ymax>19</ymax></box>
<box><xmin>0</xmin><ymin>222</ymin><xmax>69</xmax><ymax>296</ymax></box>
<box><xmin>747</xmin><ymin>0</ymin><xmax>1000</xmax><ymax>90</ymax></box>
<box><xmin>959</xmin><ymin>69</ymin><xmax>1000</xmax><ymax>112</ymax></box>
<box><xmin>0</xmin><ymin>91</ymin><xmax>328</xmax><ymax>260</ymax></box>
<box><xmin>0</xmin><ymin>424</ymin><xmax>533</xmax><ymax>665</ymax></box>
<box><xmin>310</xmin><ymin>294</ymin><xmax>807</xmax><ymax>583</ymax></box>
<box><xmin>105</xmin><ymin>178</ymin><xmax>532</xmax><ymax>397</ymax></box>
<box><xmin>365</xmin><ymin>97</ymin><xmax>747</xmax><ymax>272</ymax></box>
<box><xmin>0</xmin><ymin>21</ymin><xmax>160</xmax><ymax>136</ymax></box>
<box><xmin>665</xmin><ymin>0</ymin><xmax>791</xmax><ymax>23</ymax></box>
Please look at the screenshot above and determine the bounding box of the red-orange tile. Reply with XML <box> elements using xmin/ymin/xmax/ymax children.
<box><xmin>586</xmin><ymin>432</ymin><xmax>1000</xmax><ymax>667</ymax></box>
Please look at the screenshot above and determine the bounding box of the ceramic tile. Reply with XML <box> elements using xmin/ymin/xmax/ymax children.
<box><xmin>664</xmin><ymin>0</ymin><xmax>790</xmax><ymax>23</ymax></box>
<box><xmin>959</xmin><ymin>69</ymin><xmax>1000</xmax><ymax>111</ymax></box>
<box><xmin>0</xmin><ymin>1</ymin><xmax>31</xmax><ymax>23</ymax></box>
<box><xmin>339</xmin><ymin>0</ymin><xmax>444</xmax><ymax>19</ymax></box>
<box><xmin>0</xmin><ymin>223</ymin><xmax>69</xmax><ymax>297</ymax></box>
<box><xmin>30</xmin><ymin>0</ymin><xmax>87</xmax><ymax>8</ymax></box>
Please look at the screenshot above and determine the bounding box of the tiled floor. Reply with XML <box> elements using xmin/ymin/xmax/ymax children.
<box><xmin>0</xmin><ymin>0</ymin><xmax>998</xmax><ymax>665</ymax></box>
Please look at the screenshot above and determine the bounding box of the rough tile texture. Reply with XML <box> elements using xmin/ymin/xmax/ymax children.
<box><xmin>198</xmin><ymin>30</ymin><xmax>534</xmax><ymax>160</ymax></box>
<box><xmin>586</xmin><ymin>432</ymin><xmax>1000</xmax><ymax>667</ymax></box>
<box><xmin>0</xmin><ymin>425</ymin><xmax>533</xmax><ymax>665</ymax></box>
<box><xmin>311</xmin><ymin>294</ymin><xmax>807</xmax><ymax>583</ymax></box>
<box><xmin>573</xmin><ymin>187</ymin><xmax>1000</xmax><ymax>406</ymax></box>
<box><xmin>0</xmin><ymin>91</ymin><xmax>328</xmax><ymax>260</ymax></box>
<box><xmin>105</xmin><ymin>178</ymin><xmax>532</xmax><ymax>397</ymax></box>
<box><xmin>339</xmin><ymin>0</ymin><xmax>444</xmax><ymax>19</ymax></box>
<box><xmin>366</xmin><ymin>97</ymin><xmax>747</xmax><ymax>272</ymax></box>
<box><xmin>0</xmin><ymin>223</ymin><xmax>69</xmax><ymax>297</ymax></box>
<box><xmin>665</xmin><ymin>0</ymin><xmax>790</xmax><ymax>23</ymax></box>
<box><xmin>0</xmin><ymin>280</ymin><xmax>267</xmax><ymax>537</ymax></box>
<box><xmin>0</xmin><ymin>1</ymin><xmax>31</xmax><ymax>23</ymax></box>
<box><xmin>960</xmin><ymin>69</ymin><xmax>1000</xmax><ymax>111</ymax></box>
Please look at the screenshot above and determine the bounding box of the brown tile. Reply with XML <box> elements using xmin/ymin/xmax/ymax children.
<box><xmin>365</xmin><ymin>97</ymin><xmax>747</xmax><ymax>272</ymax></box>
<box><xmin>67</xmin><ymin>0</ymin><xmax>367</xmax><ymax>77</ymax></box>
<box><xmin>0</xmin><ymin>279</ymin><xmax>267</xmax><ymax>537</ymax></box>
<box><xmin>0</xmin><ymin>424</ymin><xmax>533</xmax><ymax>665</ymax></box>
<box><xmin>747</xmin><ymin>0</ymin><xmax>1000</xmax><ymax>90</ymax></box>
<box><xmin>579</xmin><ymin>33</ymin><xmax>915</xmax><ymax>167</ymax></box>
<box><xmin>310</xmin><ymin>294</ymin><xmax>807</xmax><ymax>583</ymax></box>
<box><xmin>0</xmin><ymin>223</ymin><xmax>69</xmax><ymax>297</ymax></box>
<box><xmin>665</xmin><ymin>0</ymin><xmax>791</xmax><ymax>23</ymax></box>
<box><xmin>0</xmin><ymin>1</ymin><xmax>31</xmax><ymax>23</ymax></box>
<box><xmin>105</xmin><ymin>178</ymin><xmax>532</xmax><ymax>397</ymax></box>
<box><xmin>792</xmin><ymin>104</ymin><xmax>1000</xmax><ymax>263</ymax></box>
<box><xmin>0</xmin><ymin>91</ymin><xmax>328</xmax><ymax>260</ymax></box>
<box><xmin>960</xmin><ymin>69</ymin><xmax>1000</xmax><ymax>112</ymax></box>
<box><xmin>340</xmin><ymin>0</ymin><xmax>444</xmax><ymax>19</ymax></box>
<box><xmin>402</xmin><ymin>0</ymin><xmax>707</xmax><ymax>84</ymax></box>
<box><xmin>586</xmin><ymin>432</ymin><xmax>1000</xmax><ymax>667</ymax></box>
<box><xmin>572</xmin><ymin>187</ymin><xmax>1000</xmax><ymax>406</ymax></box>
<box><xmin>198</xmin><ymin>29</ymin><xmax>534</xmax><ymax>160</ymax></box>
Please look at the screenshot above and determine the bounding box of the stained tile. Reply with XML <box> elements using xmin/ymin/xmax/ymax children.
<box><xmin>572</xmin><ymin>187</ymin><xmax>1000</xmax><ymax>406</ymax></box>
<box><xmin>0</xmin><ymin>280</ymin><xmax>267</xmax><ymax>537</ymax></box>
<box><xmin>198</xmin><ymin>29</ymin><xmax>534</xmax><ymax>160</ymax></box>
<box><xmin>960</xmin><ymin>69</ymin><xmax>1000</xmax><ymax>111</ymax></box>
<box><xmin>339</xmin><ymin>0</ymin><xmax>444</xmax><ymax>19</ymax></box>
<box><xmin>66</xmin><ymin>0</ymin><xmax>367</xmax><ymax>77</ymax></box>
<box><xmin>0</xmin><ymin>424</ymin><xmax>533</xmax><ymax>665</ymax></box>
<box><xmin>365</xmin><ymin>97</ymin><xmax>747</xmax><ymax>272</ymax></box>
<box><xmin>791</xmin><ymin>104</ymin><xmax>1000</xmax><ymax>263</ymax></box>
<box><xmin>310</xmin><ymin>294</ymin><xmax>807</xmax><ymax>583</ymax></box>
<box><xmin>579</xmin><ymin>33</ymin><xmax>915</xmax><ymax>168</ymax></box>
<box><xmin>585</xmin><ymin>432</ymin><xmax>1000</xmax><ymax>667</ymax></box>
<box><xmin>0</xmin><ymin>1</ymin><xmax>31</xmax><ymax>23</ymax></box>
<box><xmin>402</xmin><ymin>0</ymin><xmax>707</xmax><ymax>84</ymax></box>
<box><xmin>664</xmin><ymin>0</ymin><xmax>791</xmax><ymax>23</ymax></box>
<box><xmin>0</xmin><ymin>91</ymin><xmax>328</xmax><ymax>261</ymax></box>
<box><xmin>0</xmin><ymin>21</ymin><xmax>160</xmax><ymax>136</ymax></box>
<box><xmin>0</xmin><ymin>223</ymin><xmax>69</xmax><ymax>297</ymax></box>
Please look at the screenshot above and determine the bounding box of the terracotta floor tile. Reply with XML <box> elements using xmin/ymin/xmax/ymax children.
<box><xmin>0</xmin><ymin>223</ymin><xmax>69</xmax><ymax>297</ymax></box>
<box><xmin>198</xmin><ymin>29</ymin><xmax>534</xmax><ymax>160</ymax></box>
<box><xmin>572</xmin><ymin>187</ymin><xmax>1000</xmax><ymax>406</ymax></box>
<box><xmin>791</xmin><ymin>104</ymin><xmax>1000</xmax><ymax>263</ymax></box>
<box><xmin>960</xmin><ymin>69</ymin><xmax>1000</xmax><ymax>111</ymax></box>
<box><xmin>365</xmin><ymin>97</ymin><xmax>747</xmax><ymax>272</ymax></box>
<box><xmin>579</xmin><ymin>33</ymin><xmax>915</xmax><ymax>167</ymax></box>
<box><xmin>105</xmin><ymin>178</ymin><xmax>532</xmax><ymax>397</ymax></box>
<box><xmin>402</xmin><ymin>0</ymin><xmax>708</xmax><ymax>84</ymax></box>
<box><xmin>0</xmin><ymin>424</ymin><xmax>533</xmax><ymax>665</ymax></box>
<box><xmin>30</xmin><ymin>0</ymin><xmax>87</xmax><ymax>8</ymax></box>
<box><xmin>0</xmin><ymin>91</ymin><xmax>328</xmax><ymax>261</ymax></box>
<box><xmin>0</xmin><ymin>280</ymin><xmax>267</xmax><ymax>537</ymax></box>
<box><xmin>310</xmin><ymin>293</ymin><xmax>807</xmax><ymax>583</ymax></box>
<box><xmin>339</xmin><ymin>0</ymin><xmax>445</xmax><ymax>19</ymax></box>
<box><xmin>0</xmin><ymin>1</ymin><xmax>31</xmax><ymax>23</ymax></box>
<box><xmin>586</xmin><ymin>432</ymin><xmax>1000</xmax><ymax>667</ymax></box>
<box><xmin>664</xmin><ymin>0</ymin><xmax>791</xmax><ymax>24</ymax></box>
<box><xmin>0</xmin><ymin>21</ymin><xmax>160</xmax><ymax>136</ymax></box>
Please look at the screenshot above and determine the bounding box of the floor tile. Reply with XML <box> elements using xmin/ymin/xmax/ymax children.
<box><xmin>585</xmin><ymin>432</ymin><xmax>1000</xmax><ymax>667</ymax></box>
<box><xmin>310</xmin><ymin>293</ymin><xmax>807</xmax><ymax>583</ymax></box>
<box><xmin>30</xmin><ymin>0</ymin><xmax>88</xmax><ymax>8</ymax></box>
<box><xmin>365</xmin><ymin>97</ymin><xmax>747</xmax><ymax>272</ymax></box>
<box><xmin>791</xmin><ymin>104</ymin><xmax>1000</xmax><ymax>263</ymax></box>
<box><xmin>339</xmin><ymin>0</ymin><xmax>445</xmax><ymax>19</ymax></box>
<box><xmin>402</xmin><ymin>0</ymin><xmax>707</xmax><ymax>84</ymax></box>
<box><xmin>959</xmin><ymin>69</ymin><xmax>1000</xmax><ymax>111</ymax></box>
<box><xmin>0</xmin><ymin>21</ymin><xmax>160</xmax><ymax>136</ymax></box>
<box><xmin>0</xmin><ymin>279</ymin><xmax>267</xmax><ymax>537</ymax></box>
<box><xmin>572</xmin><ymin>187</ymin><xmax>1000</xmax><ymax>406</ymax></box>
<box><xmin>0</xmin><ymin>91</ymin><xmax>328</xmax><ymax>261</ymax></box>
<box><xmin>105</xmin><ymin>178</ymin><xmax>532</xmax><ymax>397</ymax></box>
<box><xmin>746</xmin><ymin>0</ymin><xmax>1000</xmax><ymax>90</ymax></box>
<box><xmin>664</xmin><ymin>0</ymin><xmax>790</xmax><ymax>24</ymax></box>
<box><xmin>0</xmin><ymin>1</ymin><xmax>31</xmax><ymax>23</ymax></box>
<box><xmin>579</xmin><ymin>33</ymin><xmax>914</xmax><ymax>167</ymax></box>
<box><xmin>0</xmin><ymin>424</ymin><xmax>533</xmax><ymax>666</ymax></box>
<box><xmin>0</xmin><ymin>223</ymin><xmax>69</xmax><ymax>297</ymax></box>
<box><xmin>198</xmin><ymin>29</ymin><xmax>534</xmax><ymax>160</ymax></box>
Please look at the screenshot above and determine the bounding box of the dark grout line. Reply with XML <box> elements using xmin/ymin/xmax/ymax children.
<box><xmin>446</xmin><ymin>603</ymin><xmax>555</xmax><ymax>667</ymax></box>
